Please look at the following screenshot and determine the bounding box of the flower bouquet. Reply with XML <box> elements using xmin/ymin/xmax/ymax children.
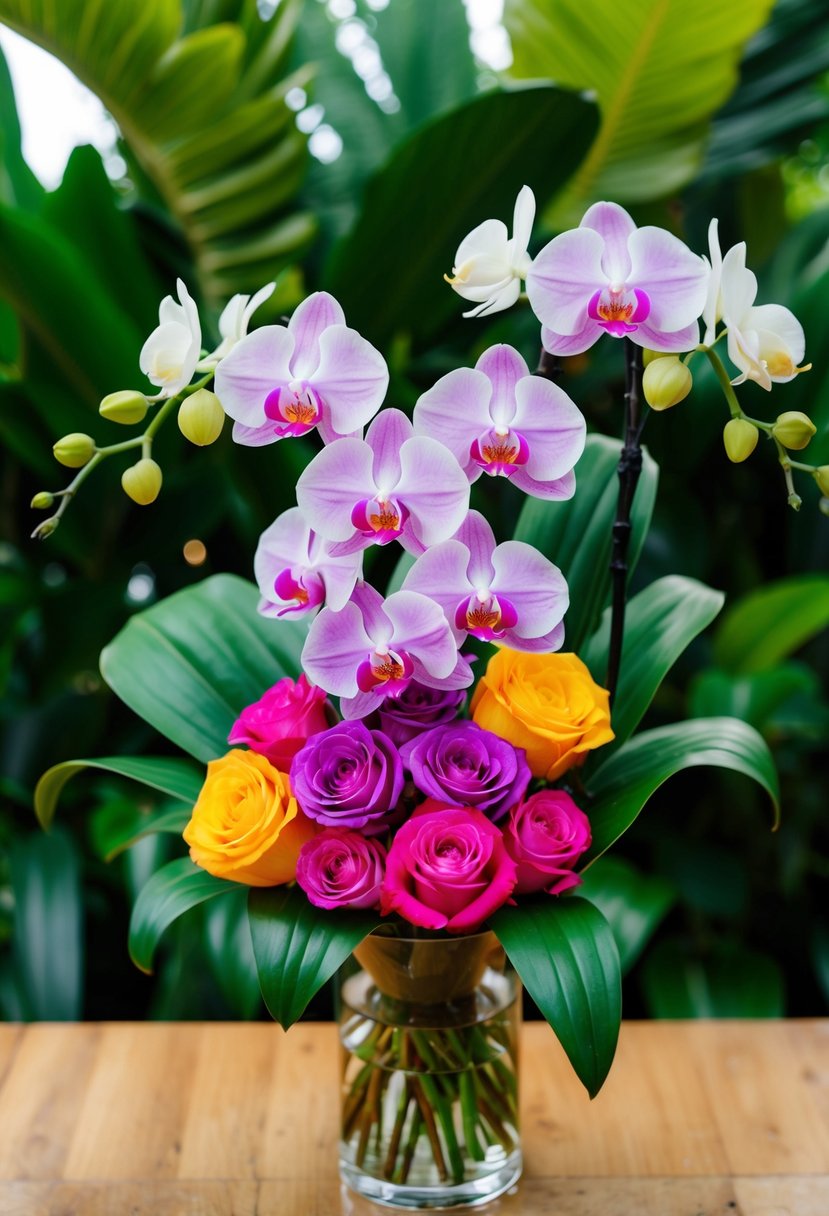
<box><xmin>35</xmin><ymin>192</ymin><xmax>797</xmax><ymax>1209</ymax></box>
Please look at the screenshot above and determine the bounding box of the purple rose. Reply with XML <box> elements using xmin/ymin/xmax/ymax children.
<box><xmin>290</xmin><ymin>721</ymin><xmax>404</xmax><ymax>834</ymax></box>
<box><xmin>296</xmin><ymin>829</ymin><xmax>386</xmax><ymax>910</ymax></box>
<box><xmin>377</xmin><ymin>681</ymin><xmax>466</xmax><ymax>746</ymax></box>
<box><xmin>400</xmin><ymin>721</ymin><xmax>530</xmax><ymax>821</ymax></box>
<box><xmin>504</xmin><ymin>790</ymin><xmax>591</xmax><ymax>895</ymax></box>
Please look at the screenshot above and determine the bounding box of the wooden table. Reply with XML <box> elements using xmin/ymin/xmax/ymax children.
<box><xmin>0</xmin><ymin>1021</ymin><xmax>826</xmax><ymax>1215</ymax></box>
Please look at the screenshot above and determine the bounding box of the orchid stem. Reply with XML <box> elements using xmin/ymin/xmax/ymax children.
<box><xmin>606</xmin><ymin>339</ymin><xmax>645</xmax><ymax>703</ymax></box>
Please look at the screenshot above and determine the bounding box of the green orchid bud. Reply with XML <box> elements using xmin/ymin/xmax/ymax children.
<box><xmin>178</xmin><ymin>388</ymin><xmax>225</xmax><ymax>447</ymax></box>
<box><xmin>814</xmin><ymin>466</ymin><xmax>829</xmax><ymax>496</ymax></box>
<box><xmin>723</xmin><ymin>418</ymin><xmax>758</xmax><ymax>463</ymax></box>
<box><xmin>122</xmin><ymin>458</ymin><xmax>162</xmax><ymax>506</ymax></box>
<box><xmin>31</xmin><ymin>491</ymin><xmax>55</xmax><ymax>510</ymax></box>
<box><xmin>53</xmin><ymin>432</ymin><xmax>95</xmax><ymax>468</ymax></box>
<box><xmin>642</xmin><ymin>356</ymin><xmax>692</xmax><ymax>411</ymax></box>
<box><xmin>100</xmin><ymin>390</ymin><xmax>149</xmax><ymax>425</ymax></box>
<box><xmin>771</xmin><ymin>410</ymin><xmax>816</xmax><ymax>451</ymax></box>
<box><xmin>32</xmin><ymin>516</ymin><xmax>60</xmax><ymax>539</ymax></box>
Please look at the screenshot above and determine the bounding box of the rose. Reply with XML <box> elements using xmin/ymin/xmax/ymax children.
<box><xmin>228</xmin><ymin>674</ymin><xmax>331</xmax><ymax>769</ymax></box>
<box><xmin>504</xmin><ymin>791</ymin><xmax>591</xmax><ymax>895</ymax></box>
<box><xmin>290</xmin><ymin>721</ymin><xmax>404</xmax><ymax>833</ymax></box>
<box><xmin>296</xmin><ymin>829</ymin><xmax>386</xmax><ymax>910</ymax></box>
<box><xmin>381</xmin><ymin>804</ymin><xmax>517</xmax><ymax>933</ymax></box>
<box><xmin>400</xmin><ymin>721</ymin><xmax>530</xmax><ymax>821</ymax></box>
<box><xmin>471</xmin><ymin>649</ymin><xmax>614</xmax><ymax>780</ymax></box>
<box><xmin>377</xmin><ymin>681</ymin><xmax>466</xmax><ymax>746</ymax></box>
<box><xmin>183</xmin><ymin>749</ymin><xmax>317</xmax><ymax>886</ymax></box>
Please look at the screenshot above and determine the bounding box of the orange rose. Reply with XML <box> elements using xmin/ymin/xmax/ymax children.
<box><xmin>471</xmin><ymin>650</ymin><xmax>614</xmax><ymax>780</ymax></box>
<box><xmin>184</xmin><ymin>749</ymin><xmax>318</xmax><ymax>886</ymax></box>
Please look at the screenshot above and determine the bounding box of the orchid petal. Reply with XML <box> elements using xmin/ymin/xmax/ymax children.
<box><xmin>366</xmin><ymin>409</ymin><xmax>412</xmax><ymax>491</ymax></box>
<box><xmin>633</xmin><ymin>319</ymin><xmax>700</xmax><ymax>354</ymax></box>
<box><xmin>490</xmin><ymin>540</ymin><xmax>568</xmax><ymax>637</ymax></box>
<box><xmin>350</xmin><ymin>581</ymin><xmax>394</xmax><ymax>645</ymax></box>
<box><xmin>581</xmin><ymin>201</ymin><xmax>635</xmax><ymax>284</ymax></box>
<box><xmin>242</xmin><ymin>281</ymin><xmax>276</xmax><ymax>331</ymax></box>
<box><xmin>512</xmin><ymin>376</ymin><xmax>586</xmax><ymax>482</ymax></box>
<box><xmin>296</xmin><ymin>438</ymin><xmax>376</xmax><ymax>541</ymax></box>
<box><xmin>383</xmin><ymin>591</ymin><xmax>459</xmax><ymax>679</ymax></box>
<box><xmin>475</xmin><ymin>345</ymin><xmax>527</xmax><ymax>426</ymax></box>
<box><xmin>749</xmin><ymin>304</ymin><xmax>806</xmax><ymax>381</ymax></box>
<box><xmin>395</xmin><ymin>437</ymin><xmax>471</xmax><ymax>548</ymax></box>
<box><xmin>402</xmin><ymin>540</ymin><xmax>472</xmax><ymax>635</ymax></box>
<box><xmin>727</xmin><ymin>321</ymin><xmax>767</xmax><ymax>389</ymax></box>
<box><xmin>526</xmin><ymin>227</ymin><xmax>606</xmax><ymax>336</ymax></box>
<box><xmin>302</xmin><ymin>600</ymin><xmax>373</xmax><ymax>698</ymax></box>
<box><xmin>231</xmin><ymin>419</ymin><xmax>283</xmax><ymax>447</ymax></box>
<box><xmin>626</xmin><ymin>227</ymin><xmax>709</xmax><ymax>333</ymax></box>
<box><xmin>215</xmin><ymin>325</ymin><xmax>295</xmax><ymax>427</ymax></box>
<box><xmin>504</xmin><ymin>621</ymin><xmax>566</xmax><ymax>653</ymax></box>
<box><xmin>339</xmin><ymin>690</ymin><xmax>382</xmax><ymax>720</ymax></box>
<box><xmin>287</xmin><ymin>292</ymin><xmax>345</xmax><ymax>380</ymax></box>
<box><xmin>319</xmin><ymin>555</ymin><xmax>363</xmax><ymax>612</ymax></box>
<box><xmin>510</xmin><ymin>466</ymin><xmax>576</xmax><ymax>500</ymax></box>
<box><xmin>454</xmin><ymin>510</ymin><xmax>497</xmax><ymax>589</ymax></box>
<box><xmin>719</xmin><ymin>243</ymin><xmax>757</xmax><ymax>323</ymax></box>
<box><xmin>540</xmin><ymin>319</ymin><xmax>602</xmax><ymax>357</ymax></box>
<box><xmin>311</xmin><ymin>324</ymin><xmax>389</xmax><ymax>436</ymax></box>
<box><xmin>462</xmin><ymin>279</ymin><xmax>522</xmax><ymax>318</ymax></box>
<box><xmin>218</xmin><ymin>294</ymin><xmax>247</xmax><ymax>343</ymax></box>
<box><xmin>413</xmin><ymin>368</ymin><xmax>492</xmax><ymax>468</ymax></box>
<box><xmin>511</xmin><ymin>185</ymin><xmax>536</xmax><ymax>257</ymax></box>
<box><xmin>412</xmin><ymin>652</ymin><xmax>474</xmax><ymax>691</ymax></box>
<box><xmin>702</xmin><ymin>219</ymin><xmax>723</xmax><ymax>346</ymax></box>
<box><xmin>453</xmin><ymin>219</ymin><xmax>509</xmax><ymax>283</ymax></box>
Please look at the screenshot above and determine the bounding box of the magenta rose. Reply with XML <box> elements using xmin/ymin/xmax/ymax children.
<box><xmin>504</xmin><ymin>790</ymin><xmax>591</xmax><ymax>895</ymax></box>
<box><xmin>381</xmin><ymin>803</ymin><xmax>517</xmax><ymax>933</ymax></box>
<box><xmin>377</xmin><ymin>681</ymin><xmax>466</xmax><ymax>746</ymax></box>
<box><xmin>296</xmin><ymin>829</ymin><xmax>386</xmax><ymax>910</ymax></box>
<box><xmin>228</xmin><ymin>674</ymin><xmax>331</xmax><ymax>769</ymax></box>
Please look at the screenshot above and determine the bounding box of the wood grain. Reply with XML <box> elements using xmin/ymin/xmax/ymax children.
<box><xmin>0</xmin><ymin>1021</ymin><xmax>825</xmax><ymax>1216</ymax></box>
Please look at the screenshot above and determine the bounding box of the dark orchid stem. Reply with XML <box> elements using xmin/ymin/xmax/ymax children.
<box><xmin>606</xmin><ymin>339</ymin><xmax>645</xmax><ymax>703</ymax></box>
<box><xmin>534</xmin><ymin>348</ymin><xmax>561</xmax><ymax>382</ymax></box>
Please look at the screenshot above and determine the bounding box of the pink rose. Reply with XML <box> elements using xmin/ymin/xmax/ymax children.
<box><xmin>296</xmin><ymin>829</ymin><xmax>386</xmax><ymax>910</ymax></box>
<box><xmin>504</xmin><ymin>790</ymin><xmax>591</xmax><ymax>895</ymax></box>
<box><xmin>381</xmin><ymin>804</ymin><xmax>517</xmax><ymax>934</ymax></box>
<box><xmin>228</xmin><ymin>675</ymin><xmax>331</xmax><ymax>769</ymax></box>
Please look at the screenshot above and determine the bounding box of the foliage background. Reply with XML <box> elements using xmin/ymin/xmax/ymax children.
<box><xmin>0</xmin><ymin>0</ymin><xmax>828</xmax><ymax>1022</ymax></box>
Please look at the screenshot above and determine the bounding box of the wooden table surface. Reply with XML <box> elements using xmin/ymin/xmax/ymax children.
<box><xmin>0</xmin><ymin>1020</ymin><xmax>826</xmax><ymax>1215</ymax></box>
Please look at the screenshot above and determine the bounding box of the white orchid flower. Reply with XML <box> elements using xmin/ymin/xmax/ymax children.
<box><xmin>445</xmin><ymin>185</ymin><xmax>535</xmax><ymax>319</ymax></box>
<box><xmin>203</xmin><ymin>282</ymin><xmax>276</xmax><ymax>364</ymax></box>
<box><xmin>139</xmin><ymin>279</ymin><xmax>202</xmax><ymax>396</ymax></box>
<box><xmin>701</xmin><ymin>218</ymin><xmax>724</xmax><ymax>347</ymax></box>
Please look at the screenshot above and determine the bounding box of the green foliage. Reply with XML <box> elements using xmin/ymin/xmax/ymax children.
<box><xmin>712</xmin><ymin>575</ymin><xmax>829</xmax><ymax>674</ymax></box>
<box><xmin>248</xmin><ymin>885</ymin><xmax>379</xmax><ymax>1027</ymax></box>
<box><xmin>129</xmin><ymin>855</ymin><xmax>234</xmax><ymax>973</ymax></box>
<box><xmin>491</xmin><ymin>897</ymin><xmax>621</xmax><ymax>1097</ymax></box>
<box><xmin>35</xmin><ymin>755</ymin><xmax>204</xmax><ymax>829</ymax></box>
<box><xmin>89</xmin><ymin>800</ymin><xmax>193</xmax><ymax>863</ymax></box>
<box><xmin>642</xmin><ymin>939</ymin><xmax>785</xmax><ymax>1016</ymax></box>
<box><xmin>578</xmin><ymin>857</ymin><xmax>676</xmax><ymax>974</ymax></box>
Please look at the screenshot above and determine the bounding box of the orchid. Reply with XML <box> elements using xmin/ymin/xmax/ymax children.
<box><xmin>413</xmin><ymin>344</ymin><xmax>585</xmax><ymax>499</ymax></box>
<box><xmin>403</xmin><ymin>510</ymin><xmax>568</xmax><ymax>652</ymax></box>
<box><xmin>202</xmin><ymin>282</ymin><xmax>276</xmax><ymax>364</ymax></box>
<box><xmin>526</xmin><ymin>201</ymin><xmax>708</xmax><ymax>355</ymax></box>
<box><xmin>295</xmin><ymin>408</ymin><xmax>471</xmax><ymax>556</ymax></box>
<box><xmin>445</xmin><ymin>185</ymin><xmax>535</xmax><ymax>318</ymax></box>
<box><xmin>302</xmin><ymin>583</ymin><xmax>472</xmax><ymax>720</ymax></box>
<box><xmin>215</xmin><ymin>291</ymin><xmax>388</xmax><ymax>446</ymax></box>
<box><xmin>139</xmin><ymin>279</ymin><xmax>202</xmax><ymax>396</ymax></box>
<box><xmin>254</xmin><ymin>507</ymin><xmax>363</xmax><ymax>618</ymax></box>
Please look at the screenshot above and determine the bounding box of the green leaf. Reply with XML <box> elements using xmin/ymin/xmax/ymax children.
<box><xmin>712</xmin><ymin>574</ymin><xmax>829</xmax><ymax>674</ymax></box>
<box><xmin>248</xmin><ymin>885</ymin><xmax>378</xmax><ymax>1028</ymax></box>
<box><xmin>100</xmin><ymin>574</ymin><xmax>308</xmax><ymax>762</ymax></box>
<box><xmin>0</xmin><ymin>44</ymin><xmax>43</xmax><ymax>210</ymax></box>
<box><xmin>642</xmin><ymin>938</ymin><xmax>785</xmax><ymax>1017</ymax></box>
<box><xmin>35</xmin><ymin>755</ymin><xmax>204</xmax><ymax>829</ymax></box>
<box><xmin>327</xmin><ymin>84</ymin><xmax>599</xmax><ymax>345</ymax></box>
<box><xmin>491</xmin><ymin>897</ymin><xmax>621</xmax><ymax>1098</ymax></box>
<box><xmin>585</xmin><ymin>716</ymin><xmax>780</xmax><ymax>865</ymax></box>
<box><xmin>578</xmin><ymin>857</ymin><xmax>676</xmax><ymax>974</ymax></box>
<box><xmin>582</xmin><ymin>576</ymin><xmax>724</xmax><ymax>750</ymax></box>
<box><xmin>505</xmin><ymin>0</ymin><xmax>774</xmax><ymax>216</ymax></box>
<box><xmin>10</xmin><ymin>831</ymin><xmax>83</xmax><ymax>1019</ymax></box>
<box><xmin>90</xmin><ymin>799</ymin><xmax>192</xmax><ymax>862</ymax></box>
<box><xmin>515</xmin><ymin>434</ymin><xmax>659</xmax><ymax>654</ymax></box>
<box><xmin>204</xmin><ymin>889</ymin><xmax>262</xmax><ymax>1020</ymax></box>
<box><xmin>689</xmin><ymin>662</ymin><xmax>821</xmax><ymax>730</ymax></box>
<box><xmin>129</xmin><ymin>856</ymin><xmax>235</xmax><ymax>974</ymax></box>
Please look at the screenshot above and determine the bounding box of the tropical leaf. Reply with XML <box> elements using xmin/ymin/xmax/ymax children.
<box><xmin>491</xmin><ymin>897</ymin><xmax>621</xmax><ymax>1098</ymax></box>
<box><xmin>689</xmin><ymin>662</ymin><xmax>823</xmax><ymax>732</ymax></box>
<box><xmin>100</xmin><ymin>574</ymin><xmax>308</xmax><ymax>763</ymax></box>
<box><xmin>642</xmin><ymin>938</ymin><xmax>785</xmax><ymax>1017</ymax></box>
<box><xmin>0</xmin><ymin>45</ymin><xmax>42</xmax><ymax>209</ymax></box>
<box><xmin>204</xmin><ymin>889</ymin><xmax>262</xmax><ymax>1019</ymax></box>
<box><xmin>90</xmin><ymin>799</ymin><xmax>193</xmax><ymax>862</ymax></box>
<box><xmin>129</xmin><ymin>855</ymin><xmax>235</xmax><ymax>973</ymax></box>
<box><xmin>584</xmin><ymin>716</ymin><xmax>781</xmax><ymax>865</ymax></box>
<box><xmin>0</xmin><ymin>0</ymin><xmax>314</xmax><ymax>303</ymax></box>
<box><xmin>578</xmin><ymin>857</ymin><xmax>676</xmax><ymax>974</ymax></box>
<box><xmin>504</xmin><ymin>0</ymin><xmax>774</xmax><ymax>217</ymax></box>
<box><xmin>35</xmin><ymin>755</ymin><xmax>204</xmax><ymax>829</ymax></box>
<box><xmin>712</xmin><ymin>574</ymin><xmax>829</xmax><ymax>674</ymax></box>
<box><xmin>515</xmin><ymin>434</ymin><xmax>659</xmax><ymax>654</ymax></box>
<box><xmin>248</xmin><ymin>884</ymin><xmax>378</xmax><ymax>1028</ymax></box>
<box><xmin>582</xmin><ymin>575</ymin><xmax>724</xmax><ymax>750</ymax></box>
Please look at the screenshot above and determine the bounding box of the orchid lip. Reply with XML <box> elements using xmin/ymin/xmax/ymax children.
<box><xmin>356</xmin><ymin>647</ymin><xmax>415</xmax><ymax>697</ymax></box>
<box><xmin>454</xmin><ymin>592</ymin><xmax>518</xmax><ymax>640</ymax></box>
<box><xmin>273</xmin><ymin>566</ymin><xmax>324</xmax><ymax>615</ymax></box>
<box><xmin>588</xmin><ymin>286</ymin><xmax>650</xmax><ymax>336</ymax></box>
<box><xmin>351</xmin><ymin>496</ymin><xmax>409</xmax><ymax>545</ymax></box>
<box><xmin>263</xmin><ymin>381</ymin><xmax>322</xmax><ymax>436</ymax></box>
<box><xmin>469</xmin><ymin>428</ymin><xmax>530</xmax><ymax>478</ymax></box>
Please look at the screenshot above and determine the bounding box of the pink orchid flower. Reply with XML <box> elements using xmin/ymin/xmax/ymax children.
<box><xmin>215</xmin><ymin>291</ymin><xmax>388</xmax><ymax>446</ymax></box>
<box><xmin>526</xmin><ymin>201</ymin><xmax>709</xmax><ymax>355</ymax></box>
<box><xmin>254</xmin><ymin>507</ymin><xmax>363</xmax><ymax>618</ymax></box>
<box><xmin>403</xmin><ymin>510</ymin><xmax>568</xmax><ymax>651</ymax></box>
<box><xmin>413</xmin><ymin>344</ymin><xmax>585</xmax><ymax>499</ymax></box>
<box><xmin>295</xmin><ymin>408</ymin><xmax>471</xmax><ymax>556</ymax></box>
<box><xmin>301</xmin><ymin>583</ymin><xmax>472</xmax><ymax>721</ymax></box>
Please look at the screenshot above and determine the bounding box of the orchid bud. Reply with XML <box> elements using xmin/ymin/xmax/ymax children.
<box><xmin>642</xmin><ymin>356</ymin><xmax>692</xmax><ymax>411</ymax></box>
<box><xmin>31</xmin><ymin>491</ymin><xmax>55</xmax><ymax>510</ymax></box>
<box><xmin>53</xmin><ymin>433</ymin><xmax>96</xmax><ymax>468</ymax></box>
<box><xmin>820</xmin><ymin>497</ymin><xmax>829</xmax><ymax>518</ymax></box>
<box><xmin>642</xmin><ymin>349</ymin><xmax>670</xmax><ymax>368</ymax></box>
<box><xmin>122</xmin><ymin>458</ymin><xmax>162</xmax><ymax>505</ymax></box>
<box><xmin>100</xmin><ymin>390</ymin><xmax>149</xmax><ymax>425</ymax></box>
<box><xmin>772</xmin><ymin>411</ymin><xmax>816</xmax><ymax>451</ymax></box>
<box><xmin>32</xmin><ymin>516</ymin><xmax>60</xmax><ymax>539</ymax></box>
<box><xmin>815</xmin><ymin>466</ymin><xmax>829</xmax><ymax>496</ymax></box>
<box><xmin>723</xmin><ymin>418</ymin><xmax>758</xmax><ymax>463</ymax></box>
<box><xmin>178</xmin><ymin>388</ymin><xmax>224</xmax><ymax>446</ymax></box>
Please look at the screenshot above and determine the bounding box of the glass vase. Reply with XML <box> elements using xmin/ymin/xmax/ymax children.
<box><xmin>338</xmin><ymin>929</ymin><xmax>522</xmax><ymax>1209</ymax></box>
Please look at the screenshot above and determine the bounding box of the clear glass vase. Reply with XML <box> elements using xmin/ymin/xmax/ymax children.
<box><xmin>338</xmin><ymin>929</ymin><xmax>522</xmax><ymax>1210</ymax></box>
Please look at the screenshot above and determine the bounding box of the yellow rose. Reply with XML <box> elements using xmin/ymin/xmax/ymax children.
<box><xmin>471</xmin><ymin>650</ymin><xmax>614</xmax><ymax>780</ymax></box>
<box><xmin>183</xmin><ymin>749</ymin><xmax>318</xmax><ymax>886</ymax></box>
